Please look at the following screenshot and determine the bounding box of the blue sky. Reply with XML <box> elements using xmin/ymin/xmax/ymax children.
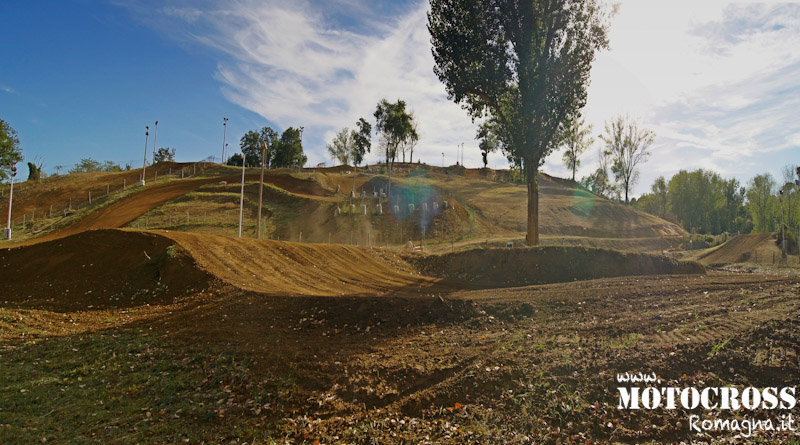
<box><xmin>1</xmin><ymin>0</ymin><xmax>798</xmax><ymax>196</ymax></box>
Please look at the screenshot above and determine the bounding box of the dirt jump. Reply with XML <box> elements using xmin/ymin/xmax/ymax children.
<box><xmin>695</xmin><ymin>232</ymin><xmax>785</xmax><ymax>265</ymax></box>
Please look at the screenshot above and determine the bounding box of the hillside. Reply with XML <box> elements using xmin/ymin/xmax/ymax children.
<box><xmin>1</xmin><ymin>162</ymin><xmax>685</xmax><ymax>252</ymax></box>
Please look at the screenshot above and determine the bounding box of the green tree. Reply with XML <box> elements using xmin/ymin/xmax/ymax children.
<box><xmin>651</xmin><ymin>176</ymin><xmax>669</xmax><ymax>217</ymax></box>
<box><xmin>238</xmin><ymin>127</ymin><xmax>279</xmax><ymax>168</ymax></box>
<box><xmin>70</xmin><ymin>158</ymin><xmax>102</xmax><ymax>173</ymax></box>
<box><xmin>746</xmin><ymin>173</ymin><xmax>776</xmax><ymax>233</ymax></box>
<box><xmin>428</xmin><ymin>0</ymin><xmax>610</xmax><ymax>245</ymax></box>
<box><xmin>27</xmin><ymin>161</ymin><xmax>43</xmax><ymax>182</ymax></box>
<box><xmin>69</xmin><ymin>158</ymin><xmax>121</xmax><ymax>173</ymax></box>
<box><xmin>272</xmin><ymin>127</ymin><xmax>306</xmax><ymax>168</ymax></box>
<box><xmin>153</xmin><ymin>147</ymin><xmax>176</xmax><ymax>163</ymax></box>
<box><xmin>561</xmin><ymin>117</ymin><xmax>593</xmax><ymax>181</ymax></box>
<box><xmin>0</xmin><ymin>119</ymin><xmax>23</xmax><ymax>181</ymax></box>
<box><xmin>351</xmin><ymin>118</ymin><xmax>373</xmax><ymax>194</ymax></box>
<box><xmin>374</xmin><ymin>99</ymin><xmax>416</xmax><ymax>166</ymax></box>
<box><xmin>226</xmin><ymin>153</ymin><xmax>243</xmax><ymax>167</ymax></box>
<box><xmin>600</xmin><ymin>115</ymin><xmax>654</xmax><ymax>203</ymax></box>
<box><xmin>327</xmin><ymin>128</ymin><xmax>355</xmax><ymax>166</ymax></box>
<box><xmin>374</xmin><ymin>99</ymin><xmax>417</xmax><ymax>196</ymax></box>
<box><xmin>634</xmin><ymin>176</ymin><xmax>668</xmax><ymax>218</ymax></box>
<box><xmin>668</xmin><ymin>170</ymin><xmax>716</xmax><ymax>233</ymax></box>
<box><xmin>353</xmin><ymin>117</ymin><xmax>372</xmax><ymax>167</ymax></box>
<box><xmin>580</xmin><ymin>150</ymin><xmax>615</xmax><ymax>199</ymax></box>
<box><xmin>476</xmin><ymin>122</ymin><xmax>500</xmax><ymax>168</ymax></box>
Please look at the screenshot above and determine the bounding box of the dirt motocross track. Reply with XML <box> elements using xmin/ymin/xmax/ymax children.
<box><xmin>2</xmin><ymin>169</ymin><xmax>800</xmax><ymax>443</ymax></box>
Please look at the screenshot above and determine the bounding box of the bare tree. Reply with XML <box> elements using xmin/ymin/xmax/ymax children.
<box><xmin>561</xmin><ymin>117</ymin><xmax>594</xmax><ymax>181</ymax></box>
<box><xmin>600</xmin><ymin>115</ymin><xmax>655</xmax><ymax>203</ymax></box>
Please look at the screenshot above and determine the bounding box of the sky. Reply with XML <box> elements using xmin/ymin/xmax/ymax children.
<box><xmin>1</xmin><ymin>0</ymin><xmax>798</xmax><ymax>196</ymax></box>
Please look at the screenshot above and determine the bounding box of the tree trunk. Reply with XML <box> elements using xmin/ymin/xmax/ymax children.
<box><xmin>525</xmin><ymin>162</ymin><xmax>540</xmax><ymax>246</ymax></box>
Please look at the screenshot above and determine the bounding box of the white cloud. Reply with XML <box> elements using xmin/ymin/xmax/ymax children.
<box><xmin>141</xmin><ymin>0</ymin><xmax>800</xmax><ymax>189</ymax></box>
<box><xmin>161</xmin><ymin>6</ymin><xmax>203</xmax><ymax>23</ymax></box>
<box><xmin>578</xmin><ymin>1</ymin><xmax>800</xmax><ymax>195</ymax></box>
<box><xmin>0</xmin><ymin>85</ymin><xmax>14</xmax><ymax>94</ymax></box>
<box><xmin>177</xmin><ymin>0</ymin><xmax>475</xmax><ymax>167</ymax></box>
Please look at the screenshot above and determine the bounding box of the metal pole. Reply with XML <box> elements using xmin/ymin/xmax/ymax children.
<box><xmin>141</xmin><ymin>126</ymin><xmax>149</xmax><ymax>186</ymax></box>
<box><xmin>238</xmin><ymin>150</ymin><xmax>246</xmax><ymax>238</ymax></box>
<box><xmin>221</xmin><ymin>118</ymin><xmax>228</xmax><ymax>164</ymax></box>
<box><xmin>5</xmin><ymin>165</ymin><xmax>16</xmax><ymax>239</ymax></box>
<box><xmin>257</xmin><ymin>141</ymin><xmax>266</xmax><ymax>239</ymax></box>
<box><xmin>152</xmin><ymin>120</ymin><xmax>158</xmax><ymax>164</ymax></box>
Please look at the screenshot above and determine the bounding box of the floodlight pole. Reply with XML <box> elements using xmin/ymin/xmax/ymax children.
<box><xmin>257</xmin><ymin>141</ymin><xmax>266</xmax><ymax>239</ymax></box>
<box><xmin>141</xmin><ymin>126</ymin><xmax>149</xmax><ymax>186</ymax></box>
<box><xmin>222</xmin><ymin>117</ymin><xmax>229</xmax><ymax>164</ymax></box>
<box><xmin>298</xmin><ymin>126</ymin><xmax>304</xmax><ymax>174</ymax></box>
<box><xmin>238</xmin><ymin>147</ymin><xmax>246</xmax><ymax>238</ymax></box>
<box><xmin>5</xmin><ymin>164</ymin><xmax>17</xmax><ymax>240</ymax></box>
<box><xmin>152</xmin><ymin>120</ymin><xmax>159</xmax><ymax>164</ymax></box>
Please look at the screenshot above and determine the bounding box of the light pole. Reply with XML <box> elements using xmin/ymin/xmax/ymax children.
<box><xmin>442</xmin><ymin>152</ymin><xmax>444</xmax><ymax>168</ymax></box>
<box><xmin>152</xmin><ymin>120</ymin><xmax>159</xmax><ymax>164</ymax></box>
<box><xmin>222</xmin><ymin>117</ymin><xmax>229</xmax><ymax>164</ymax></box>
<box><xmin>461</xmin><ymin>142</ymin><xmax>465</xmax><ymax>166</ymax></box>
<box><xmin>257</xmin><ymin>141</ymin><xmax>267</xmax><ymax>240</ymax></box>
<box><xmin>238</xmin><ymin>144</ymin><xmax>246</xmax><ymax>238</ymax></box>
<box><xmin>5</xmin><ymin>164</ymin><xmax>17</xmax><ymax>240</ymax></box>
<box><xmin>141</xmin><ymin>126</ymin><xmax>149</xmax><ymax>186</ymax></box>
<box><xmin>298</xmin><ymin>126</ymin><xmax>304</xmax><ymax>173</ymax></box>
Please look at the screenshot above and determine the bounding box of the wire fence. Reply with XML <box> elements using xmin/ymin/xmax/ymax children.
<box><xmin>2</xmin><ymin>162</ymin><xmax>214</xmax><ymax>237</ymax></box>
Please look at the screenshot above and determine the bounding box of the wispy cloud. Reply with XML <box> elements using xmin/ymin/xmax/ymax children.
<box><xmin>127</xmin><ymin>0</ymin><xmax>799</xmax><ymax>188</ymax></box>
<box><xmin>141</xmin><ymin>0</ymin><xmax>476</xmax><ymax>166</ymax></box>
<box><xmin>1</xmin><ymin>85</ymin><xmax>15</xmax><ymax>94</ymax></box>
<box><xmin>563</xmin><ymin>1</ymin><xmax>800</xmax><ymax>194</ymax></box>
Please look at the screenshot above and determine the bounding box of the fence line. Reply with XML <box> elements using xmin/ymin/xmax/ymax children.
<box><xmin>4</xmin><ymin>162</ymin><xmax>213</xmax><ymax>235</ymax></box>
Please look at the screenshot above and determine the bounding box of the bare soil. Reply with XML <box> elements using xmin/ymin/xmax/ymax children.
<box><xmin>2</xmin><ymin>229</ymin><xmax>799</xmax><ymax>442</ymax></box>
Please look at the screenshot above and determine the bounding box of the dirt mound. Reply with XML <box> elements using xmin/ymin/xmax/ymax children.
<box><xmin>410</xmin><ymin>246</ymin><xmax>704</xmax><ymax>287</ymax></box>
<box><xmin>0</xmin><ymin>229</ymin><xmax>210</xmax><ymax>311</ymax></box>
<box><xmin>162</xmin><ymin>231</ymin><xmax>446</xmax><ymax>296</ymax></box>
<box><xmin>695</xmin><ymin>232</ymin><xmax>785</xmax><ymax>265</ymax></box>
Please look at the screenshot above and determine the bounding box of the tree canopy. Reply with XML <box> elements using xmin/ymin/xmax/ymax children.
<box><xmin>154</xmin><ymin>147</ymin><xmax>176</xmax><ymax>163</ymax></box>
<box><xmin>327</xmin><ymin>128</ymin><xmax>355</xmax><ymax>166</ymax></box>
<box><xmin>272</xmin><ymin>127</ymin><xmax>307</xmax><ymax>168</ymax></box>
<box><xmin>238</xmin><ymin>127</ymin><xmax>279</xmax><ymax>168</ymax></box>
<box><xmin>69</xmin><ymin>158</ymin><xmax>122</xmax><ymax>173</ymax></box>
<box><xmin>0</xmin><ymin>118</ymin><xmax>23</xmax><ymax>181</ymax></box>
<box><xmin>353</xmin><ymin>117</ymin><xmax>372</xmax><ymax>167</ymax></box>
<box><xmin>428</xmin><ymin>0</ymin><xmax>610</xmax><ymax>245</ymax></box>
<box><xmin>374</xmin><ymin>99</ymin><xmax>417</xmax><ymax>167</ymax></box>
<box><xmin>233</xmin><ymin>127</ymin><xmax>304</xmax><ymax>169</ymax></box>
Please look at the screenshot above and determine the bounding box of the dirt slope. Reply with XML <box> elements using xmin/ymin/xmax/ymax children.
<box><xmin>695</xmin><ymin>232</ymin><xmax>784</xmax><ymax>265</ymax></box>
<box><xmin>0</xmin><ymin>229</ymin><xmax>448</xmax><ymax>309</ymax></box>
<box><xmin>0</xmin><ymin>229</ymin><xmax>210</xmax><ymax>311</ymax></box>
<box><xmin>410</xmin><ymin>246</ymin><xmax>704</xmax><ymax>287</ymax></box>
<box><xmin>163</xmin><ymin>231</ymin><xmax>445</xmax><ymax>296</ymax></box>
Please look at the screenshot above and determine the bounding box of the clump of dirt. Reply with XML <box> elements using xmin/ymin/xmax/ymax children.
<box><xmin>0</xmin><ymin>229</ymin><xmax>211</xmax><ymax>311</ymax></box>
<box><xmin>409</xmin><ymin>246</ymin><xmax>704</xmax><ymax>287</ymax></box>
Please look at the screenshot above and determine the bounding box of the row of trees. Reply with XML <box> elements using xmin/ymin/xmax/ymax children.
<box><xmin>326</xmin><ymin>99</ymin><xmax>419</xmax><ymax>170</ymax></box>
<box><xmin>229</xmin><ymin>127</ymin><xmax>306</xmax><ymax>169</ymax></box>
<box><xmin>634</xmin><ymin>166</ymin><xmax>800</xmax><ymax>236</ymax></box>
